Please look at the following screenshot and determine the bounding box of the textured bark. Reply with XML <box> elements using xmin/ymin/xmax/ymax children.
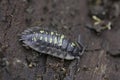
<box><xmin>0</xmin><ymin>0</ymin><xmax>120</xmax><ymax>80</ymax></box>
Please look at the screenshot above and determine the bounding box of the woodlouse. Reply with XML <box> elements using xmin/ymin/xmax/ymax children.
<box><xmin>19</xmin><ymin>27</ymin><xmax>85</xmax><ymax>60</ymax></box>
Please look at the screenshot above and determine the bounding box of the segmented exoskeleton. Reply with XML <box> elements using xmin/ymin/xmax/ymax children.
<box><xmin>19</xmin><ymin>27</ymin><xmax>85</xmax><ymax>60</ymax></box>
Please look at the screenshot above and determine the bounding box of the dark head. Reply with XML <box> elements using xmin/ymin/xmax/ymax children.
<box><xmin>72</xmin><ymin>42</ymin><xmax>84</xmax><ymax>57</ymax></box>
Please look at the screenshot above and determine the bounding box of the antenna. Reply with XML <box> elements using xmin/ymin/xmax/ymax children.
<box><xmin>77</xmin><ymin>35</ymin><xmax>85</xmax><ymax>56</ymax></box>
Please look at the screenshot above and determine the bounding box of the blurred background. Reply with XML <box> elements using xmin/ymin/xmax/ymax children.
<box><xmin>0</xmin><ymin>0</ymin><xmax>120</xmax><ymax>80</ymax></box>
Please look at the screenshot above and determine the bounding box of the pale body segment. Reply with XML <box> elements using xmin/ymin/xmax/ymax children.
<box><xmin>20</xmin><ymin>27</ymin><xmax>84</xmax><ymax>60</ymax></box>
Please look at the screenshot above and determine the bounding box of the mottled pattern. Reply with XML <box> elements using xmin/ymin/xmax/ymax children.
<box><xmin>20</xmin><ymin>27</ymin><xmax>84</xmax><ymax>60</ymax></box>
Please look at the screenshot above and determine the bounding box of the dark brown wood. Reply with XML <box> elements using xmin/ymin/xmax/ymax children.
<box><xmin>0</xmin><ymin>0</ymin><xmax>120</xmax><ymax>80</ymax></box>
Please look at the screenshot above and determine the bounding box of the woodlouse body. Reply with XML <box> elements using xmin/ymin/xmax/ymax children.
<box><xmin>20</xmin><ymin>27</ymin><xmax>84</xmax><ymax>60</ymax></box>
